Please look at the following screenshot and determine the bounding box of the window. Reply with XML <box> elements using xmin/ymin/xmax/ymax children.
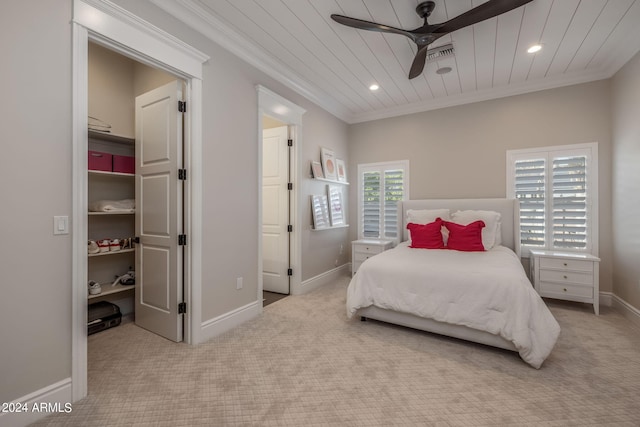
<box><xmin>507</xmin><ymin>143</ymin><xmax>598</xmax><ymax>255</ymax></box>
<box><xmin>358</xmin><ymin>161</ymin><xmax>409</xmax><ymax>240</ymax></box>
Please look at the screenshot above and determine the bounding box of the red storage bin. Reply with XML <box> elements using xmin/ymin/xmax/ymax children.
<box><xmin>113</xmin><ymin>155</ymin><xmax>135</xmax><ymax>174</ymax></box>
<box><xmin>88</xmin><ymin>151</ymin><xmax>112</xmax><ymax>172</ymax></box>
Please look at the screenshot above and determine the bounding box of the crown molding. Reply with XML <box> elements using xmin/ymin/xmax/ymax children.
<box><xmin>150</xmin><ymin>0</ymin><xmax>354</xmax><ymax>123</ymax></box>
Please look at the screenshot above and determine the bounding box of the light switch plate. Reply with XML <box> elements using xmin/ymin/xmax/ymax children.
<box><xmin>54</xmin><ymin>216</ymin><xmax>69</xmax><ymax>235</ymax></box>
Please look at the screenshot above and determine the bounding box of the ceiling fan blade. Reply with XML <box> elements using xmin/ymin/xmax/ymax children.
<box><xmin>409</xmin><ymin>45</ymin><xmax>429</xmax><ymax>79</ymax></box>
<box><xmin>433</xmin><ymin>0</ymin><xmax>533</xmax><ymax>35</ymax></box>
<box><xmin>331</xmin><ymin>14</ymin><xmax>416</xmax><ymax>41</ymax></box>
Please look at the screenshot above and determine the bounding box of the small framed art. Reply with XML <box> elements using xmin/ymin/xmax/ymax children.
<box><xmin>310</xmin><ymin>194</ymin><xmax>330</xmax><ymax>229</ymax></box>
<box><xmin>336</xmin><ymin>159</ymin><xmax>347</xmax><ymax>182</ymax></box>
<box><xmin>320</xmin><ymin>147</ymin><xmax>337</xmax><ymax>180</ymax></box>
<box><xmin>311</xmin><ymin>161</ymin><xmax>324</xmax><ymax>179</ymax></box>
<box><xmin>327</xmin><ymin>185</ymin><xmax>344</xmax><ymax>226</ymax></box>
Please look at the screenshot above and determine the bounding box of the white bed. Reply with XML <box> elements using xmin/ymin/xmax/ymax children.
<box><xmin>347</xmin><ymin>198</ymin><xmax>560</xmax><ymax>368</ymax></box>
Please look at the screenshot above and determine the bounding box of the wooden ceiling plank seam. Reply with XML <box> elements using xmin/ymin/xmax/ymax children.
<box><xmin>334</xmin><ymin>0</ymin><xmax>411</xmax><ymax>106</ymax></box>
<box><xmin>587</xmin><ymin>0</ymin><xmax>640</xmax><ymax>71</ymax></box>
<box><xmin>510</xmin><ymin>0</ymin><xmax>553</xmax><ymax>84</ymax></box>
<box><xmin>364</xmin><ymin>0</ymin><xmax>422</xmax><ymax>102</ymax></box>
<box><xmin>206</xmin><ymin>0</ymin><xmax>365</xmax><ymax>112</ymax></box>
<box><xmin>233</xmin><ymin>0</ymin><xmax>374</xmax><ymax>112</ymax></box>
<box><xmin>525</xmin><ymin>0</ymin><xmax>554</xmax><ymax>81</ymax></box>
<box><xmin>544</xmin><ymin>1</ymin><xmax>606</xmax><ymax>77</ymax></box>
<box><xmin>445</xmin><ymin>0</ymin><xmax>476</xmax><ymax>94</ymax></box>
<box><xmin>562</xmin><ymin>0</ymin><xmax>610</xmax><ymax>73</ymax></box>
<box><xmin>568</xmin><ymin>0</ymin><xmax>636</xmax><ymax>73</ymax></box>
<box><xmin>283</xmin><ymin>0</ymin><xmax>389</xmax><ymax>110</ymax></box>
<box><xmin>492</xmin><ymin>6</ymin><xmax>525</xmax><ymax>88</ymax></box>
<box><xmin>266</xmin><ymin>0</ymin><xmax>384</xmax><ymax>110</ymax></box>
<box><xmin>528</xmin><ymin>0</ymin><xmax>580</xmax><ymax>80</ymax></box>
<box><xmin>319</xmin><ymin>0</ymin><xmax>404</xmax><ymax>108</ymax></box>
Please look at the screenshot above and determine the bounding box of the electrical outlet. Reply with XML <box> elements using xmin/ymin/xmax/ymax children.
<box><xmin>236</xmin><ymin>277</ymin><xmax>243</xmax><ymax>290</ymax></box>
<box><xmin>339</xmin><ymin>244</ymin><xmax>344</xmax><ymax>255</ymax></box>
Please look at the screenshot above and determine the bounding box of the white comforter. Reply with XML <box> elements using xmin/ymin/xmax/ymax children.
<box><xmin>347</xmin><ymin>243</ymin><xmax>560</xmax><ymax>368</ymax></box>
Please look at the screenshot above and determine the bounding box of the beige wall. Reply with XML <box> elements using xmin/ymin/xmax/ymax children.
<box><xmin>1</xmin><ymin>1</ymin><xmax>73</xmax><ymax>403</ymax></box>
<box><xmin>612</xmin><ymin>51</ymin><xmax>640</xmax><ymax>310</ymax></box>
<box><xmin>347</xmin><ymin>80</ymin><xmax>613</xmax><ymax>293</ymax></box>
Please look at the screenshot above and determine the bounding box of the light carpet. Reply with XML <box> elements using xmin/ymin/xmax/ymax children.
<box><xmin>34</xmin><ymin>276</ymin><xmax>640</xmax><ymax>426</ymax></box>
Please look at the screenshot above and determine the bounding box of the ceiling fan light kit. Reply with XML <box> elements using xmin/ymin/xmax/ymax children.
<box><xmin>331</xmin><ymin>0</ymin><xmax>534</xmax><ymax>79</ymax></box>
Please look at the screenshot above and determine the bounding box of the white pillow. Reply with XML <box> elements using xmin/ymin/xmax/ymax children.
<box><xmin>407</xmin><ymin>209</ymin><xmax>451</xmax><ymax>224</ymax></box>
<box><xmin>406</xmin><ymin>209</ymin><xmax>450</xmax><ymax>243</ymax></box>
<box><xmin>494</xmin><ymin>222</ymin><xmax>503</xmax><ymax>247</ymax></box>
<box><xmin>451</xmin><ymin>210</ymin><xmax>501</xmax><ymax>250</ymax></box>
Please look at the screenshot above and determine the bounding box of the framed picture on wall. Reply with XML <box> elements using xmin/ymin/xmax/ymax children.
<box><xmin>336</xmin><ymin>159</ymin><xmax>347</xmax><ymax>182</ymax></box>
<box><xmin>310</xmin><ymin>194</ymin><xmax>330</xmax><ymax>229</ymax></box>
<box><xmin>320</xmin><ymin>147</ymin><xmax>337</xmax><ymax>181</ymax></box>
<box><xmin>311</xmin><ymin>161</ymin><xmax>324</xmax><ymax>179</ymax></box>
<box><xmin>327</xmin><ymin>185</ymin><xmax>344</xmax><ymax>226</ymax></box>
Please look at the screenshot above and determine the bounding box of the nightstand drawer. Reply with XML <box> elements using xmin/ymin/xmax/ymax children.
<box><xmin>539</xmin><ymin>257</ymin><xmax>593</xmax><ymax>272</ymax></box>
<box><xmin>354</xmin><ymin>252</ymin><xmax>376</xmax><ymax>263</ymax></box>
<box><xmin>539</xmin><ymin>269</ymin><xmax>593</xmax><ymax>285</ymax></box>
<box><xmin>354</xmin><ymin>245</ymin><xmax>385</xmax><ymax>255</ymax></box>
<box><xmin>540</xmin><ymin>282</ymin><xmax>594</xmax><ymax>299</ymax></box>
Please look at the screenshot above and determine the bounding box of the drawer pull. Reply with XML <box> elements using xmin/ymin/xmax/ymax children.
<box><xmin>563</xmin><ymin>275</ymin><xmax>568</xmax><ymax>279</ymax></box>
<box><xmin>563</xmin><ymin>288</ymin><xmax>567</xmax><ymax>292</ymax></box>
<box><xmin>563</xmin><ymin>262</ymin><xmax>568</xmax><ymax>266</ymax></box>
<box><xmin>365</xmin><ymin>247</ymin><xmax>369</xmax><ymax>250</ymax></box>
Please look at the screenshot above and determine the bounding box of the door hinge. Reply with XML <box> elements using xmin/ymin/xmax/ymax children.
<box><xmin>178</xmin><ymin>302</ymin><xmax>187</xmax><ymax>314</ymax></box>
<box><xmin>287</xmin><ymin>139</ymin><xmax>293</xmax><ymax>147</ymax></box>
<box><xmin>287</xmin><ymin>225</ymin><xmax>293</xmax><ymax>232</ymax></box>
<box><xmin>178</xmin><ymin>169</ymin><xmax>187</xmax><ymax>180</ymax></box>
<box><xmin>287</xmin><ymin>182</ymin><xmax>293</xmax><ymax>190</ymax></box>
<box><xmin>178</xmin><ymin>234</ymin><xmax>187</xmax><ymax>246</ymax></box>
<box><xmin>178</xmin><ymin>100</ymin><xmax>186</xmax><ymax>112</ymax></box>
<box><xmin>287</xmin><ymin>268</ymin><xmax>293</xmax><ymax>276</ymax></box>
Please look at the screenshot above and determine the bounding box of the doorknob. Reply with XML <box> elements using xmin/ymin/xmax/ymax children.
<box><xmin>133</xmin><ymin>237</ymin><xmax>140</xmax><ymax>244</ymax></box>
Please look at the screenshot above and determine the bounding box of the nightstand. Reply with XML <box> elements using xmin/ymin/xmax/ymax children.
<box><xmin>530</xmin><ymin>250</ymin><xmax>600</xmax><ymax>315</ymax></box>
<box><xmin>351</xmin><ymin>239</ymin><xmax>394</xmax><ymax>276</ymax></box>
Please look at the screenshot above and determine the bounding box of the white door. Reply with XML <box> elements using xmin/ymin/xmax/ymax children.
<box><xmin>262</xmin><ymin>125</ymin><xmax>290</xmax><ymax>294</ymax></box>
<box><xmin>135</xmin><ymin>80</ymin><xmax>184</xmax><ymax>342</ymax></box>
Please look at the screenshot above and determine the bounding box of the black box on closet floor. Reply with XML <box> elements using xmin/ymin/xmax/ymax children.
<box><xmin>88</xmin><ymin>301</ymin><xmax>122</xmax><ymax>335</ymax></box>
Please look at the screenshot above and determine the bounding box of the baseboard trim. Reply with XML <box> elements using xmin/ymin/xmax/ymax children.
<box><xmin>611</xmin><ymin>293</ymin><xmax>640</xmax><ymax>330</ymax></box>
<box><xmin>294</xmin><ymin>264</ymin><xmax>350</xmax><ymax>295</ymax></box>
<box><xmin>599</xmin><ymin>291</ymin><xmax>613</xmax><ymax>307</ymax></box>
<box><xmin>0</xmin><ymin>378</ymin><xmax>72</xmax><ymax>427</ymax></box>
<box><xmin>198</xmin><ymin>300</ymin><xmax>261</xmax><ymax>344</ymax></box>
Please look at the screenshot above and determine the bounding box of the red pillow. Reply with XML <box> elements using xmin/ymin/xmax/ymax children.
<box><xmin>443</xmin><ymin>220</ymin><xmax>485</xmax><ymax>251</ymax></box>
<box><xmin>407</xmin><ymin>218</ymin><xmax>444</xmax><ymax>249</ymax></box>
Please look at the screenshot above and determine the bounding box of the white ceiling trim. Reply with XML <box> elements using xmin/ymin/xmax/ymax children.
<box><xmin>150</xmin><ymin>0</ymin><xmax>354</xmax><ymax>123</ymax></box>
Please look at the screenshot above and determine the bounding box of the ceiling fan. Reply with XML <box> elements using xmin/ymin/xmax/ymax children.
<box><xmin>331</xmin><ymin>0</ymin><xmax>534</xmax><ymax>79</ymax></box>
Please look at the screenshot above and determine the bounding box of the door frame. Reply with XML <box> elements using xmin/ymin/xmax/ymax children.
<box><xmin>71</xmin><ymin>0</ymin><xmax>208</xmax><ymax>401</ymax></box>
<box><xmin>257</xmin><ymin>86</ymin><xmax>305</xmax><ymax>301</ymax></box>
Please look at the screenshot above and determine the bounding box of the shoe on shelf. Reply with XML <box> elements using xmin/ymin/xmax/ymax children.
<box><xmin>88</xmin><ymin>240</ymin><xmax>100</xmax><ymax>254</ymax></box>
<box><xmin>110</xmin><ymin>239</ymin><xmax>121</xmax><ymax>252</ymax></box>
<box><xmin>98</xmin><ymin>239</ymin><xmax>110</xmax><ymax>253</ymax></box>
<box><xmin>88</xmin><ymin>280</ymin><xmax>101</xmax><ymax>295</ymax></box>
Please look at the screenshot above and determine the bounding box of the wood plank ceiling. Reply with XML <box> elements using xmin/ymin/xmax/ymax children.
<box><xmin>154</xmin><ymin>0</ymin><xmax>640</xmax><ymax>123</ymax></box>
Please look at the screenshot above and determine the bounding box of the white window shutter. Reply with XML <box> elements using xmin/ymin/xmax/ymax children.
<box><xmin>362</xmin><ymin>171</ymin><xmax>381</xmax><ymax>237</ymax></box>
<box><xmin>552</xmin><ymin>156</ymin><xmax>588</xmax><ymax>249</ymax></box>
<box><xmin>514</xmin><ymin>158</ymin><xmax>546</xmax><ymax>247</ymax></box>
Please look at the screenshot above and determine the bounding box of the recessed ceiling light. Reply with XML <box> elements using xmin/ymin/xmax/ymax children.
<box><xmin>436</xmin><ymin>66</ymin><xmax>452</xmax><ymax>75</ymax></box>
<box><xmin>527</xmin><ymin>44</ymin><xmax>542</xmax><ymax>54</ymax></box>
<box><xmin>369</xmin><ymin>84</ymin><xmax>379</xmax><ymax>91</ymax></box>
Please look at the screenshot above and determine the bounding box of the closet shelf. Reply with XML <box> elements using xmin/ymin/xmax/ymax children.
<box><xmin>88</xmin><ymin>248</ymin><xmax>135</xmax><ymax>258</ymax></box>
<box><xmin>89</xmin><ymin>211</ymin><xmax>135</xmax><ymax>216</ymax></box>
<box><xmin>89</xmin><ymin>170</ymin><xmax>134</xmax><ymax>178</ymax></box>
<box><xmin>88</xmin><ymin>282</ymin><xmax>134</xmax><ymax>300</ymax></box>
<box><xmin>88</xmin><ymin>130</ymin><xmax>134</xmax><ymax>145</ymax></box>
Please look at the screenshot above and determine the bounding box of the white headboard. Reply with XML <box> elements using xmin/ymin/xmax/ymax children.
<box><xmin>397</xmin><ymin>198</ymin><xmax>521</xmax><ymax>257</ymax></box>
